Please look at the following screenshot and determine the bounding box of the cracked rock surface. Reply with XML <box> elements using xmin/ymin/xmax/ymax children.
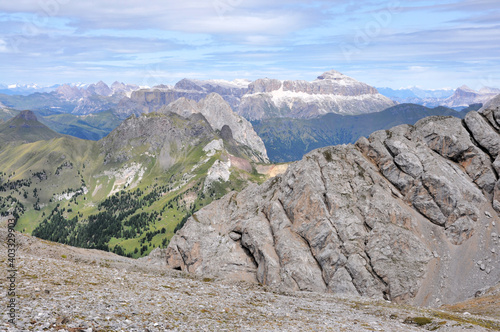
<box><xmin>164</xmin><ymin>103</ymin><xmax>500</xmax><ymax>307</ymax></box>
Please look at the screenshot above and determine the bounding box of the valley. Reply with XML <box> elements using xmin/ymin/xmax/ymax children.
<box><xmin>0</xmin><ymin>106</ymin><xmax>271</xmax><ymax>258</ymax></box>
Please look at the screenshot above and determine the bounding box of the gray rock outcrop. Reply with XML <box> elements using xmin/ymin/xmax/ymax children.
<box><xmin>161</xmin><ymin>100</ymin><xmax>500</xmax><ymax>307</ymax></box>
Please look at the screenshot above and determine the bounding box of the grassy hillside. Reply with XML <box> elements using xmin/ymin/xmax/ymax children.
<box><xmin>0</xmin><ymin>112</ymin><xmax>269</xmax><ymax>258</ymax></box>
<box><xmin>253</xmin><ymin>104</ymin><xmax>466</xmax><ymax>162</ymax></box>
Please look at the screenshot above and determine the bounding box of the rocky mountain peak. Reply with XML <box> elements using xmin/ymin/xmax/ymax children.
<box><xmin>0</xmin><ymin>109</ymin><xmax>62</xmax><ymax>143</ymax></box>
<box><xmin>240</xmin><ymin>70</ymin><xmax>396</xmax><ymax>120</ymax></box>
<box><xmin>479</xmin><ymin>86</ymin><xmax>500</xmax><ymax>94</ymax></box>
<box><xmin>162</xmin><ymin>97</ymin><xmax>199</xmax><ymax>118</ymax></box>
<box><xmin>100</xmin><ymin>111</ymin><xmax>217</xmax><ymax>167</ymax></box>
<box><xmin>458</xmin><ymin>84</ymin><xmax>474</xmax><ymax>92</ymax></box>
<box><xmin>247</xmin><ymin>78</ymin><xmax>282</xmax><ymax>94</ymax></box>
<box><xmin>55</xmin><ymin>84</ymin><xmax>88</xmax><ymax>100</ymax></box>
<box><xmin>110</xmin><ymin>81</ymin><xmax>140</xmax><ymax>95</ymax></box>
<box><xmin>88</xmin><ymin>81</ymin><xmax>112</xmax><ymax>96</ymax></box>
<box><xmin>174</xmin><ymin>78</ymin><xmax>205</xmax><ymax>92</ymax></box>
<box><xmin>443</xmin><ymin>86</ymin><xmax>499</xmax><ymax>108</ymax></box>
<box><xmin>198</xmin><ymin>91</ymin><xmax>227</xmax><ymax>105</ymax></box>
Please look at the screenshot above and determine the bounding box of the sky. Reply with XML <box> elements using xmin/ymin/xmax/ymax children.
<box><xmin>0</xmin><ymin>0</ymin><xmax>499</xmax><ymax>90</ymax></box>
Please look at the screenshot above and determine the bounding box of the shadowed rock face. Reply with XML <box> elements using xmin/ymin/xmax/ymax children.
<box><xmin>220</xmin><ymin>125</ymin><xmax>233</xmax><ymax>141</ymax></box>
<box><xmin>160</xmin><ymin>97</ymin><xmax>500</xmax><ymax>307</ymax></box>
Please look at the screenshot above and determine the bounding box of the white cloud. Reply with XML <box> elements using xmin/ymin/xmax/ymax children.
<box><xmin>0</xmin><ymin>39</ymin><xmax>7</xmax><ymax>52</ymax></box>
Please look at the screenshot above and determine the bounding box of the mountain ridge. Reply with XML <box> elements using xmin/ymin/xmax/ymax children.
<box><xmin>159</xmin><ymin>93</ymin><xmax>269</xmax><ymax>162</ymax></box>
<box><xmin>114</xmin><ymin>70</ymin><xmax>397</xmax><ymax>120</ymax></box>
<box><xmin>379</xmin><ymin>85</ymin><xmax>500</xmax><ymax>108</ymax></box>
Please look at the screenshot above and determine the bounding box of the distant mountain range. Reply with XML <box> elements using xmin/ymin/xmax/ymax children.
<box><xmin>0</xmin><ymin>83</ymin><xmax>62</xmax><ymax>96</ymax></box>
<box><xmin>116</xmin><ymin>70</ymin><xmax>396</xmax><ymax>120</ymax></box>
<box><xmin>3</xmin><ymin>73</ymin><xmax>499</xmax><ymax>118</ymax></box>
<box><xmin>1</xmin><ymin>71</ymin><xmax>499</xmax><ymax>164</ymax></box>
<box><xmin>378</xmin><ymin>85</ymin><xmax>500</xmax><ymax>108</ymax></box>
<box><xmin>0</xmin><ymin>81</ymin><xmax>141</xmax><ymax>115</ymax></box>
<box><xmin>2</xmin><ymin>70</ymin><xmax>397</xmax><ymax>119</ymax></box>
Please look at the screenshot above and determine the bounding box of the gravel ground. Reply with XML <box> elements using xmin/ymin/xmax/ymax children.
<box><xmin>1</xmin><ymin>229</ymin><xmax>499</xmax><ymax>332</ymax></box>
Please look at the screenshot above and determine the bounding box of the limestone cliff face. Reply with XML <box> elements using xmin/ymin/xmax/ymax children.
<box><xmin>162</xmin><ymin>98</ymin><xmax>500</xmax><ymax>307</ymax></box>
<box><xmin>238</xmin><ymin>70</ymin><xmax>396</xmax><ymax>120</ymax></box>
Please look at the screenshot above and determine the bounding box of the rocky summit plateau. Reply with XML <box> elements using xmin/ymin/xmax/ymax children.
<box><xmin>160</xmin><ymin>96</ymin><xmax>500</xmax><ymax>308</ymax></box>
